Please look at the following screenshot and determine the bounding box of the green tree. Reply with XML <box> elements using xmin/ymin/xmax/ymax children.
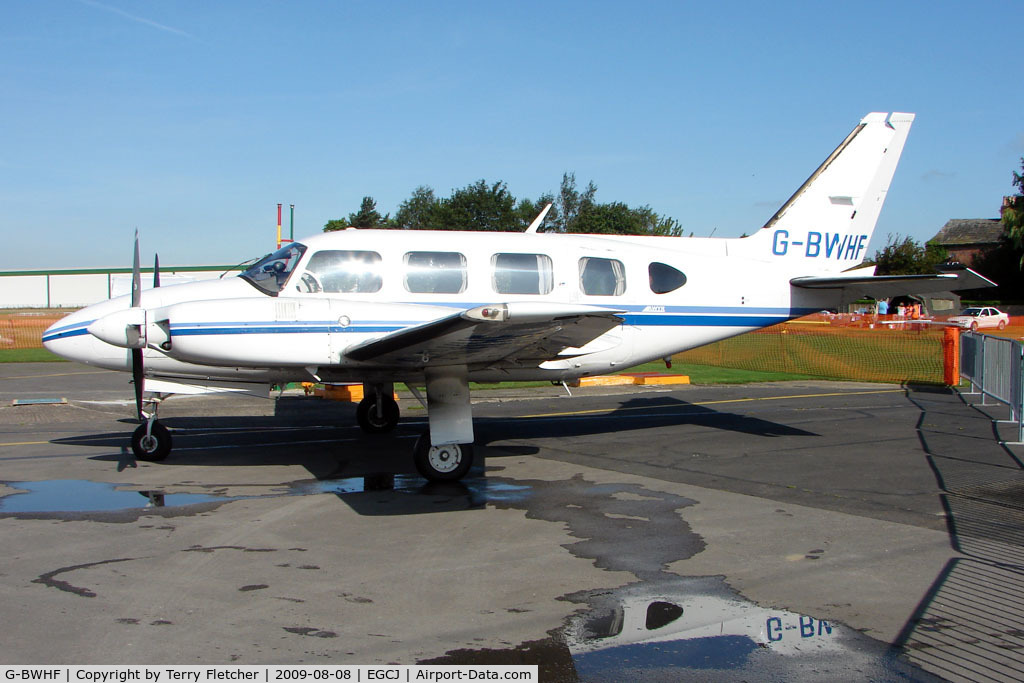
<box><xmin>324</xmin><ymin>196</ymin><xmax>388</xmax><ymax>231</ymax></box>
<box><xmin>554</xmin><ymin>172</ymin><xmax>597</xmax><ymax>233</ymax></box>
<box><xmin>633</xmin><ymin>204</ymin><xmax>684</xmax><ymax>236</ymax></box>
<box><xmin>1002</xmin><ymin>157</ymin><xmax>1024</xmax><ymax>267</ymax></box>
<box><xmin>347</xmin><ymin>196</ymin><xmax>387</xmax><ymax>228</ymax></box>
<box><xmin>393</xmin><ymin>186</ymin><xmax>440</xmax><ymax>230</ymax></box>
<box><xmin>869</xmin><ymin>234</ymin><xmax>948</xmax><ymax>275</ymax></box>
<box><xmin>570</xmin><ymin>202</ymin><xmax>640</xmax><ymax>234</ymax></box>
<box><xmin>338</xmin><ymin>173</ymin><xmax>685</xmax><ymax>236</ymax></box>
<box><xmin>435</xmin><ymin>179</ymin><xmax>519</xmax><ymax>232</ymax></box>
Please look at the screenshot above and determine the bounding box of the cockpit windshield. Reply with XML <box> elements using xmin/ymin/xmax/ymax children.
<box><xmin>240</xmin><ymin>243</ymin><xmax>307</xmax><ymax>295</ymax></box>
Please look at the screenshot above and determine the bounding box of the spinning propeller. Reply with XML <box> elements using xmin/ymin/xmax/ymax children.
<box><xmin>128</xmin><ymin>233</ymin><xmax>161</xmax><ymax>420</ymax></box>
<box><xmin>130</xmin><ymin>232</ymin><xmax>144</xmax><ymax>420</ymax></box>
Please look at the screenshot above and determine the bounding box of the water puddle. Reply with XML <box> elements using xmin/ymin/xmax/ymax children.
<box><xmin>0</xmin><ymin>480</ymin><xmax>226</xmax><ymax>513</ymax></box>
<box><xmin>431</xmin><ymin>577</ymin><xmax>937</xmax><ymax>680</ymax></box>
<box><xmin>565</xmin><ymin>579</ymin><xmax>850</xmax><ymax>680</ymax></box>
<box><xmin>293</xmin><ymin>475</ymin><xmax>531</xmax><ymax>503</ymax></box>
<box><xmin>424</xmin><ymin>475</ymin><xmax>939</xmax><ymax>681</ymax></box>
<box><xmin>0</xmin><ymin>476</ymin><xmax>531</xmax><ymax>515</ymax></box>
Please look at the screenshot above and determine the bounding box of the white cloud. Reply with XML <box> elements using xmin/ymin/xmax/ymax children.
<box><xmin>75</xmin><ymin>0</ymin><xmax>194</xmax><ymax>39</ymax></box>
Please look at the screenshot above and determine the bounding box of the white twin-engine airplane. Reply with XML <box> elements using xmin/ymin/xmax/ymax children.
<box><xmin>43</xmin><ymin>112</ymin><xmax>993</xmax><ymax>481</ymax></box>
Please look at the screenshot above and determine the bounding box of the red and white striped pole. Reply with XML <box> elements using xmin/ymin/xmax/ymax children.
<box><xmin>276</xmin><ymin>203</ymin><xmax>283</xmax><ymax>249</ymax></box>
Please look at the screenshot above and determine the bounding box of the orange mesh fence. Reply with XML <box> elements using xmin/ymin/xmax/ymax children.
<box><xmin>5</xmin><ymin>310</ymin><xmax>1023</xmax><ymax>386</ymax></box>
<box><xmin>676</xmin><ymin>313</ymin><xmax>1024</xmax><ymax>384</ymax></box>
<box><xmin>0</xmin><ymin>311</ymin><xmax>70</xmax><ymax>350</ymax></box>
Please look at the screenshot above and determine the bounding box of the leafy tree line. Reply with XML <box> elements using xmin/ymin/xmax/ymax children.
<box><xmin>324</xmin><ymin>173</ymin><xmax>683</xmax><ymax>236</ymax></box>
<box><xmin>868</xmin><ymin>235</ymin><xmax>949</xmax><ymax>275</ymax></box>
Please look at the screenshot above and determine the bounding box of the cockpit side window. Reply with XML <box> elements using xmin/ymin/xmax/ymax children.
<box><xmin>648</xmin><ymin>262</ymin><xmax>687</xmax><ymax>294</ymax></box>
<box><xmin>240</xmin><ymin>243</ymin><xmax>307</xmax><ymax>296</ymax></box>
<box><xmin>302</xmin><ymin>250</ymin><xmax>382</xmax><ymax>293</ymax></box>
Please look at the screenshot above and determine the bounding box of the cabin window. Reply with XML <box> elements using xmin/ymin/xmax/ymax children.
<box><xmin>404</xmin><ymin>251</ymin><xmax>467</xmax><ymax>294</ymax></box>
<box><xmin>579</xmin><ymin>257</ymin><xmax>626</xmax><ymax>296</ymax></box>
<box><xmin>648</xmin><ymin>262</ymin><xmax>687</xmax><ymax>294</ymax></box>
<box><xmin>491</xmin><ymin>253</ymin><xmax>554</xmax><ymax>295</ymax></box>
<box><xmin>301</xmin><ymin>250</ymin><xmax>382</xmax><ymax>293</ymax></box>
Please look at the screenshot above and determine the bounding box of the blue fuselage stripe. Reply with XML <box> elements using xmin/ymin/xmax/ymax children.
<box><xmin>45</xmin><ymin>306</ymin><xmax>816</xmax><ymax>344</ymax></box>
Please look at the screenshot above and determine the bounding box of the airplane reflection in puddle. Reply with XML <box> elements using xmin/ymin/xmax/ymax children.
<box><xmin>565</xmin><ymin>584</ymin><xmax>843</xmax><ymax>673</ymax></box>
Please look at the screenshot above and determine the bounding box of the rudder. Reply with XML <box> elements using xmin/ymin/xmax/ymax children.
<box><xmin>741</xmin><ymin>112</ymin><xmax>915</xmax><ymax>273</ymax></box>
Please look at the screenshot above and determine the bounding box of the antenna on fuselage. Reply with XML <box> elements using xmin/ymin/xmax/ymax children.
<box><xmin>525</xmin><ymin>203</ymin><xmax>553</xmax><ymax>233</ymax></box>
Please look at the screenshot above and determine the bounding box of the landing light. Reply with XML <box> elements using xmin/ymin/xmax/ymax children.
<box><xmin>465</xmin><ymin>304</ymin><xmax>509</xmax><ymax>322</ymax></box>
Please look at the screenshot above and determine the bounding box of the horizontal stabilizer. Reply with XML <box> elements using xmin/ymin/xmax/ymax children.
<box><xmin>791</xmin><ymin>267</ymin><xmax>995</xmax><ymax>300</ymax></box>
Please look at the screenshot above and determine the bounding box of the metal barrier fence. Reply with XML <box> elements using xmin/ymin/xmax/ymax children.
<box><xmin>960</xmin><ymin>331</ymin><xmax>1024</xmax><ymax>444</ymax></box>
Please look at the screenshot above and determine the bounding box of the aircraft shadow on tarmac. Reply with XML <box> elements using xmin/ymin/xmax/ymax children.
<box><xmin>891</xmin><ymin>386</ymin><xmax>1024</xmax><ymax>680</ymax></box>
<box><xmin>477</xmin><ymin>395</ymin><xmax>819</xmax><ymax>443</ymax></box>
<box><xmin>50</xmin><ymin>394</ymin><xmax>816</xmax><ymax>515</ymax></box>
<box><xmin>53</xmin><ymin>394</ymin><xmax>815</xmax><ymax>469</ymax></box>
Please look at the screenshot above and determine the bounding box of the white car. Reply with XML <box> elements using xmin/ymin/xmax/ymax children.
<box><xmin>949</xmin><ymin>307</ymin><xmax>1010</xmax><ymax>331</ymax></box>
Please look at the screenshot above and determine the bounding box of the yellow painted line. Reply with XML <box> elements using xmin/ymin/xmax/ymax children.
<box><xmin>0</xmin><ymin>440</ymin><xmax>51</xmax><ymax>447</ymax></box>
<box><xmin>0</xmin><ymin>370</ymin><xmax>108</xmax><ymax>380</ymax></box>
<box><xmin>520</xmin><ymin>388</ymin><xmax>906</xmax><ymax>419</ymax></box>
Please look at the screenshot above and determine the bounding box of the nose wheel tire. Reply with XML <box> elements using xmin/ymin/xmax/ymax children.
<box><xmin>414</xmin><ymin>432</ymin><xmax>473</xmax><ymax>482</ymax></box>
<box><xmin>356</xmin><ymin>396</ymin><xmax>400</xmax><ymax>433</ymax></box>
<box><xmin>131</xmin><ymin>422</ymin><xmax>172</xmax><ymax>461</ymax></box>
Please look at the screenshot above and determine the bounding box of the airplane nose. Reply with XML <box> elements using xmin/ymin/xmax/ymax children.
<box><xmin>42</xmin><ymin>314</ymin><xmax>89</xmax><ymax>351</ymax></box>
<box><xmin>42</xmin><ymin>311</ymin><xmax>91</xmax><ymax>360</ymax></box>
<box><xmin>42</xmin><ymin>308</ymin><xmax>128</xmax><ymax>369</ymax></box>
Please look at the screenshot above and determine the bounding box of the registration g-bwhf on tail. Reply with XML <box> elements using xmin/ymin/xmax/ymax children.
<box><xmin>43</xmin><ymin>112</ymin><xmax>992</xmax><ymax>481</ymax></box>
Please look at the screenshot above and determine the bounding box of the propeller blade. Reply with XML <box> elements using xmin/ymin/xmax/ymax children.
<box><xmin>132</xmin><ymin>230</ymin><xmax>142</xmax><ymax>308</ymax></box>
<box><xmin>153</xmin><ymin>253</ymin><xmax>161</xmax><ymax>288</ymax></box>
<box><xmin>131</xmin><ymin>232</ymin><xmax>145</xmax><ymax>420</ymax></box>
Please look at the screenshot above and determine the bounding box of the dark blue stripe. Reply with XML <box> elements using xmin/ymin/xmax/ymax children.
<box><xmin>170</xmin><ymin>325</ymin><xmax>402</xmax><ymax>336</ymax></box>
<box><xmin>621</xmin><ymin>314</ymin><xmax>787</xmax><ymax>327</ymax></box>
<box><xmin>42</xmin><ymin>326</ymin><xmax>91</xmax><ymax>342</ymax></box>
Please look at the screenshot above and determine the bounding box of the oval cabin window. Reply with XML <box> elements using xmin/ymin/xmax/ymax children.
<box><xmin>648</xmin><ymin>262</ymin><xmax>686</xmax><ymax>294</ymax></box>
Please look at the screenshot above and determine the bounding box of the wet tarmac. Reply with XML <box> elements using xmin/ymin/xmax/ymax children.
<box><xmin>2</xmin><ymin>363</ymin><xmax>1024</xmax><ymax>680</ymax></box>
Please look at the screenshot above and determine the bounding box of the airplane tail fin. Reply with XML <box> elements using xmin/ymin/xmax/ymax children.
<box><xmin>740</xmin><ymin>112</ymin><xmax>915</xmax><ymax>273</ymax></box>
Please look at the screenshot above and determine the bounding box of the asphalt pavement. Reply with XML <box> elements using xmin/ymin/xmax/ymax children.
<box><xmin>2</xmin><ymin>362</ymin><xmax>1023</xmax><ymax>681</ymax></box>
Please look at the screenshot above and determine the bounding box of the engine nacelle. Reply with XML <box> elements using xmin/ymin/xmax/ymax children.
<box><xmin>157</xmin><ymin>297</ymin><xmax>447</xmax><ymax>368</ymax></box>
<box><xmin>88</xmin><ymin>308</ymin><xmax>147</xmax><ymax>349</ymax></box>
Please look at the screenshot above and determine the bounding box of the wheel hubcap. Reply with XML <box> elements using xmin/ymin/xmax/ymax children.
<box><xmin>427</xmin><ymin>445</ymin><xmax>462</xmax><ymax>473</ymax></box>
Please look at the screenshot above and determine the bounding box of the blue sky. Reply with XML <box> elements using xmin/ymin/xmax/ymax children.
<box><xmin>3</xmin><ymin>0</ymin><xmax>1022</xmax><ymax>269</ymax></box>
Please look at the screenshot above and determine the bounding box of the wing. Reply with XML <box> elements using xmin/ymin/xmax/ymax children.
<box><xmin>791</xmin><ymin>265</ymin><xmax>995</xmax><ymax>300</ymax></box>
<box><xmin>342</xmin><ymin>302</ymin><xmax>624</xmax><ymax>367</ymax></box>
<box><xmin>145</xmin><ymin>376</ymin><xmax>271</xmax><ymax>397</ymax></box>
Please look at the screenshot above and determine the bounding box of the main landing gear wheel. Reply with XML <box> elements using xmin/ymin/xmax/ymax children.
<box><xmin>356</xmin><ymin>396</ymin><xmax>400</xmax><ymax>433</ymax></box>
<box><xmin>131</xmin><ymin>422</ymin><xmax>172</xmax><ymax>461</ymax></box>
<box><xmin>414</xmin><ymin>432</ymin><xmax>473</xmax><ymax>482</ymax></box>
